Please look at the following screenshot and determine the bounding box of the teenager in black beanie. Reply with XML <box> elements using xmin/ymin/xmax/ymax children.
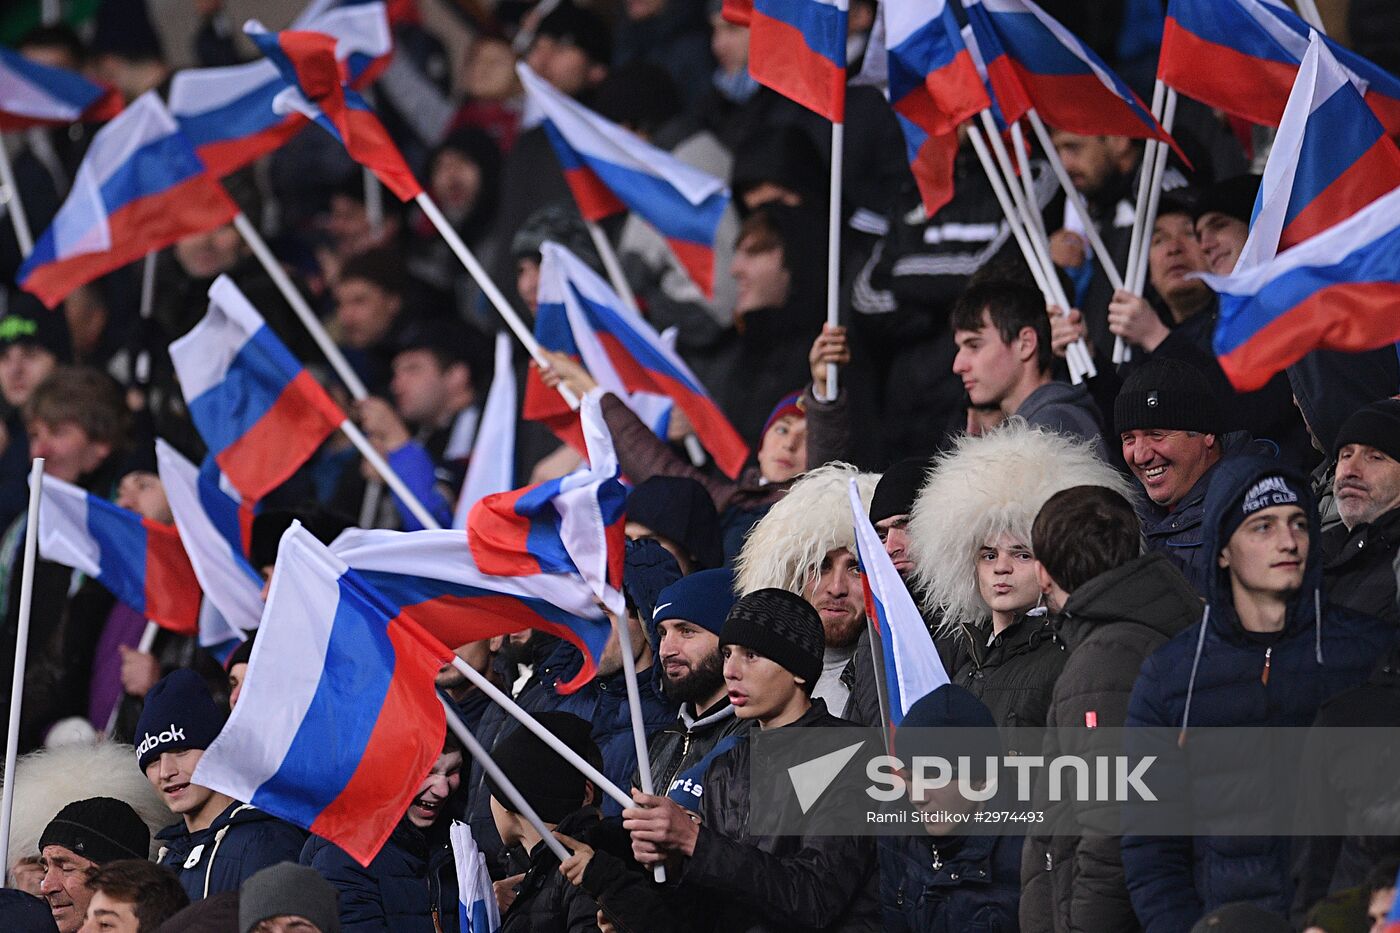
<box><xmin>617</xmin><ymin>587</ymin><xmax>881</xmax><ymax>930</ymax></box>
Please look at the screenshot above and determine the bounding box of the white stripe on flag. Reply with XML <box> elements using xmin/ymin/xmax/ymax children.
<box><xmin>454</xmin><ymin>332</ymin><xmax>517</xmax><ymax>529</ymax></box>
<box><xmin>169</xmin><ymin>274</ymin><xmax>264</xmax><ymax>403</ymax></box>
<box><xmin>36</xmin><ymin>476</ymin><xmax>102</xmax><ymax>578</ymax></box>
<box><xmin>450</xmin><ymin>822</ymin><xmax>501</xmax><ymax>932</ymax></box>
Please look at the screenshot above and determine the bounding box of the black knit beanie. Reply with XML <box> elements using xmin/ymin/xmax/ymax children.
<box><xmin>1114</xmin><ymin>358</ymin><xmax>1223</xmax><ymax>436</ymax></box>
<box><xmin>485</xmin><ymin>712</ymin><xmax>603</xmax><ymax>824</ymax></box>
<box><xmin>38</xmin><ymin>797</ymin><xmax>149</xmax><ymax>864</ymax></box>
<box><xmin>1334</xmin><ymin>397</ymin><xmax>1400</xmax><ymax>463</ymax></box>
<box><xmin>869</xmin><ymin>458</ymin><xmax>929</xmax><ymax>525</ymax></box>
<box><xmin>1192</xmin><ymin>174</ymin><xmax>1262</xmax><ymax>226</ymax></box>
<box><xmin>720</xmin><ymin>589</ymin><xmax>825</xmax><ymax>690</ymax></box>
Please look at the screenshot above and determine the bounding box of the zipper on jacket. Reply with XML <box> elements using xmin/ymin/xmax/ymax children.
<box><xmin>432</xmin><ymin>906</ymin><xmax>443</xmax><ymax>933</ymax></box>
<box><xmin>1261</xmin><ymin>647</ymin><xmax>1272</xmax><ymax>685</ymax></box>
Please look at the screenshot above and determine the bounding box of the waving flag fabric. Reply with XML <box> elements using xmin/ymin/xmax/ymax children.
<box><xmin>193</xmin><ymin>524</ymin><xmax>452</xmax><ymax>866</ymax></box>
<box><xmin>330</xmin><ymin>527</ymin><xmax>613</xmax><ymax>693</ymax></box>
<box><xmin>1161</xmin><ymin>0</ymin><xmax>1400</xmax><ymax>134</ymax></box>
<box><xmin>18</xmin><ymin>92</ymin><xmax>239</xmax><ymax>308</ymax></box>
<box><xmin>0</xmin><ymin>44</ymin><xmax>121</xmax><ymax>129</ymax></box>
<box><xmin>450</xmin><ymin>823</ymin><xmax>501</xmax><ymax>933</ymax></box>
<box><xmin>1204</xmin><ymin>185</ymin><xmax>1400</xmax><ymax>391</ymax></box>
<box><xmin>516</xmin><ymin>64</ymin><xmax>729</xmax><ymax>298</ymax></box>
<box><xmin>849</xmin><ymin>480</ymin><xmax>948</xmax><ymax>727</ymax></box>
<box><xmin>155</xmin><ymin>440</ymin><xmax>265</xmax><ymax>638</ymax></box>
<box><xmin>964</xmin><ymin>0</ymin><xmax>1178</xmax><ymax>153</ymax></box>
<box><xmin>750</xmin><ymin>0</ymin><xmax>848</xmax><ymax>122</ymax></box>
<box><xmin>540</xmin><ymin>243</ymin><xmax>748</xmax><ymax>478</ymax></box>
<box><xmin>170</xmin><ymin>275</ymin><xmax>344</xmax><ymax>502</ymax></box>
<box><xmin>1236</xmin><ymin>34</ymin><xmax>1400</xmax><ymax>274</ymax></box>
<box><xmin>469</xmin><ymin>391</ymin><xmax>627</xmax><ymax>617</ymax></box>
<box><xmin>38</xmin><ymin>476</ymin><xmax>201</xmax><ymax>636</ymax></box>
<box><xmin>169</xmin><ymin>3</ymin><xmax>392</xmax><ymax>177</ymax></box>
<box><xmin>454</xmin><ymin>332</ymin><xmax>517</xmax><ymax>529</ymax></box>
<box><xmin>721</xmin><ymin>0</ymin><xmax>753</xmax><ymax>26</ymax></box>
<box><xmin>245</xmin><ymin>20</ymin><xmax>422</xmax><ymax>200</ymax></box>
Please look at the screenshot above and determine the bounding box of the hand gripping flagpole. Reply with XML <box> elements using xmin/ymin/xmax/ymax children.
<box><xmin>0</xmin><ymin>459</ymin><xmax>44</xmax><ymax>873</ymax></box>
<box><xmin>230</xmin><ymin>211</ymin><xmax>437</xmax><ymax>529</ymax></box>
<box><xmin>416</xmin><ymin>193</ymin><xmax>580</xmax><ymax>410</ymax></box>
<box><xmin>0</xmin><ymin>138</ymin><xmax>34</xmax><ymax>258</ymax></box>
<box><xmin>1119</xmin><ymin>80</ymin><xmax>1173</xmax><ymax>364</ymax></box>
<box><xmin>441</xmin><ymin>696</ymin><xmax>571</xmax><ymax>862</ymax></box>
<box><xmin>822</xmin><ymin>121</ymin><xmax>844</xmax><ymax>402</ymax></box>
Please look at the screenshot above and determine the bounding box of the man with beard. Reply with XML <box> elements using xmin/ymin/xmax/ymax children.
<box><xmin>643</xmin><ymin>569</ymin><xmax>749</xmax><ymax>799</ymax></box>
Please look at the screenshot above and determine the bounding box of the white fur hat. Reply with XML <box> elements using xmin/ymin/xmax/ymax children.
<box><xmin>4</xmin><ymin>741</ymin><xmax>174</xmax><ymax>872</ymax></box>
<box><xmin>908</xmin><ymin>420</ymin><xmax>1135</xmax><ymax>628</ymax></box>
<box><xmin>735</xmin><ymin>462</ymin><xmax>879</xmax><ymax>596</ymax></box>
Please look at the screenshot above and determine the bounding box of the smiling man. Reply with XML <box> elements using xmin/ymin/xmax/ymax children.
<box><xmin>136</xmin><ymin>670</ymin><xmax>305</xmax><ymax>902</ymax></box>
<box><xmin>37</xmin><ymin>798</ymin><xmax>150</xmax><ymax>933</ymax></box>
<box><xmin>1115</xmin><ymin>358</ymin><xmax>1252</xmax><ymax>595</ymax></box>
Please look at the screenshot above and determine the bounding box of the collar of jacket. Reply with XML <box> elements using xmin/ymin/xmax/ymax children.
<box><xmin>680</xmin><ymin>696</ymin><xmax>736</xmax><ymax>731</ymax></box>
<box><xmin>155</xmin><ymin>800</ymin><xmax>261</xmax><ymax>843</ymax></box>
<box><xmin>1325</xmin><ymin>505</ymin><xmax>1400</xmax><ymax>568</ymax></box>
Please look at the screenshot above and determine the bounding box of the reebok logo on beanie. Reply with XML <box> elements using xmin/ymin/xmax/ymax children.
<box><xmin>137</xmin><ymin>725</ymin><xmax>187</xmax><ymax>760</ymax></box>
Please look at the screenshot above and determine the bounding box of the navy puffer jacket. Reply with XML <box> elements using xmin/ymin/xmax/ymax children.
<box><xmin>156</xmin><ymin>802</ymin><xmax>307</xmax><ymax>902</ymax></box>
<box><xmin>879</xmin><ymin>831</ymin><xmax>1023</xmax><ymax>933</ymax></box>
<box><xmin>1122</xmin><ymin>456</ymin><xmax>1391</xmax><ymax>933</ymax></box>
<box><xmin>301</xmin><ymin>818</ymin><xmax>458</xmax><ymax>933</ymax></box>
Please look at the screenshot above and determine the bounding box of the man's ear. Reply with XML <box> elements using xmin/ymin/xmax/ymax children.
<box><xmin>1034</xmin><ymin>560</ymin><xmax>1055</xmax><ymax>596</ymax></box>
<box><xmin>1218</xmin><ymin>548</ymin><xmax>1231</xmax><ymax>570</ymax></box>
<box><xmin>1018</xmin><ymin>326</ymin><xmax>1039</xmax><ymax>364</ymax></box>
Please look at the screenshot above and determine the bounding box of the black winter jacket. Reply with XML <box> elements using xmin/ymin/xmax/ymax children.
<box><xmin>950</xmin><ymin>614</ymin><xmax>1066</xmax><ymax>745</ymax></box>
<box><xmin>302</xmin><ymin>818</ymin><xmax>458</xmax><ymax>933</ymax></box>
<box><xmin>683</xmin><ymin>700</ymin><xmax>881</xmax><ymax>931</ymax></box>
<box><xmin>1122</xmin><ymin>457</ymin><xmax>1392</xmax><ymax>933</ymax></box>
<box><xmin>645</xmin><ymin>697</ymin><xmax>751</xmax><ymax>798</ymax></box>
<box><xmin>499</xmin><ymin>808</ymin><xmax>605</xmax><ymax>933</ymax></box>
<box><xmin>1322</xmin><ymin>505</ymin><xmax>1400</xmax><ymax>626</ymax></box>
<box><xmin>1019</xmin><ymin>554</ymin><xmax>1202</xmax><ymax>933</ymax></box>
<box><xmin>157</xmin><ymin>803</ymin><xmax>307</xmax><ymax>902</ymax></box>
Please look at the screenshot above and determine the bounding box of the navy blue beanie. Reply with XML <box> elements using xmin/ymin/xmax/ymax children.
<box><xmin>623</xmin><ymin>538</ymin><xmax>683</xmax><ymax>621</ymax></box>
<box><xmin>896</xmin><ymin>684</ymin><xmax>1002</xmax><ymax>780</ymax></box>
<box><xmin>653</xmin><ymin>568</ymin><xmax>737</xmax><ymax>636</ymax></box>
<box><xmin>0</xmin><ymin>890</ymin><xmax>58</xmax><ymax>932</ymax></box>
<box><xmin>626</xmin><ymin>476</ymin><xmax>723</xmax><ymax>570</ymax></box>
<box><xmin>135</xmin><ymin>669</ymin><xmax>225</xmax><ymax>772</ymax></box>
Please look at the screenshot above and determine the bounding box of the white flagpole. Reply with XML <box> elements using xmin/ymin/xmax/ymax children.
<box><xmin>1026</xmin><ymin>110</ymin><xmax>1125</xmax><ymax>292</ymax></box>
<box><xmin>0</xmin><ymin>459</ymin><xmax>45</xmax><ymax>873</ymax></box>
<box><xmin>585</xmin><ymin>221</ymin><xmax>641</xmax><ymax>315</ymax></box>
<box><xmin>416</xmin><ymin>192</ymin><xmax>579</xmax><ymax>409</ymax></box>
<box><xmin>337</xmin><ymin>420</ymin><xmax>440</xmax><ymax>530</ymax></box>
<box><xmin>1129</xmin><ymin>90</ymin><xmax>1180</xmax><ymax>298</ymax></box>
<box><xmin>104</xmin><ymin>620</ymin><xmax>159</xmax><ymax>737</ymax></box>
<box><xmin>1119</xmin><ymin>80</ymin><xmax>1168</xmax><ymax>363</ymax></box>
<box><xmin>822</xmin><ymin>121</ymin><xmax>844</xmax><ymax>402</ymax></box>
<box><xmin>441</xmin><ymin>697</ymin><xmax>571</xmax><ymax>862</ymax></box>
<box><xmin>363</xmin><ymin>168</ymin><xmax>384</xmax><ymax>236</ymax></box>
<box><xmin>0</xmin><ymin>138</ymin><xmax>34</xmax><ymax>258</ymax></box>
<box><xmin>609</xmin><ymin>610</ymin><xmax>666</xmax><ymax>882</ymax></box>
<box><xmin>1009</xmin><ymin>122</ymin><xmax>1048</xmax><ymax>245</ymax></box>
<box><xmin>449</xmin><ymin>657</ymin><xmax>632</xmax><ymax>811</ymax></box>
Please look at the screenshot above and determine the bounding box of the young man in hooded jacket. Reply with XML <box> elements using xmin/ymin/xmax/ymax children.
<box><xmin>1121</xmin><ymin>457</ymin><xmax>1391</xmax><ymax>932</ymax></box>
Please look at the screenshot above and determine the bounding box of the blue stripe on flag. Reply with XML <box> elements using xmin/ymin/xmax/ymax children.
<box><xmin>85</xmin><ymin>498</ymin><xmax>150</xmax><ymax>614</ymax></box>
<box><xmin>186</xmin><ymin>325</ymin><xmax>303</xmax><ymax>456</ymax></box>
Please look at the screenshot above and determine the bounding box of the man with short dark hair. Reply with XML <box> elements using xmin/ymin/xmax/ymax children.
<box><xmin>38</xmin><ymin>798</ymin><xmax>151</xmax><ymax>933</ymax></box>
<box><xmin>1020</xmin><ymin>486</ymin><xmax>1201</xmax><ymax>933</ymax></box>
<box><xmin>1194</xmin><ymin>175</ymin><xmax>1260</xmax><ymax>277</ymax></box>
<box><xmin>951</xmin><ymin>280</ymin><xmax>1105</xmax><ymax>455</ymax></box>
<box><xmin>333</xmin><ymin>248</ymin><xmax>409</xmax><ymax>394</ymax></box>
<box><xmin>81</xmin><ymin>860</ymin><xmax>188</xmax><ymax>932</ymax></box>
<box><xmin>1324</xmin><ymin>398</ymin><xmax>1400</xmax><ymax>625</ymax></box>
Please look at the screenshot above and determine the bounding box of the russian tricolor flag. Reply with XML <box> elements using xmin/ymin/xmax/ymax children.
<box><xmin>750</xmin><ymin>0</ymin><xmax>848</xmax><ymax>122</ymax></box>
<box><xmin>245</xmin><ymin>19</ymin><xmax>422</xmax><ymax>201</ymax></box>
<box><xmin>38</xmin><ymin>476</ymin><xmax>201</xmax><ymax>637</ymax></box>
<box><xmin>964</xmin><ymin>0</ymin><xmax>1179</xmax><ymax>153</ymax></box>
<box><xmin>516</xmin><ymin>63</ymin><xmax>730</xmax><ymax>298</ymax></box>
<box><xmin>453</xmin><ymin>332</ymin><xmax>517</xmax><ymax>529</ymax></box>
<box><xmin>330</xmin><ymin>527</ymin><xmax>614</xmax><ymax>694</ymax></box>
<box><xmin>1235</xmin><ymin>33</ymin><xmax>1400</xmax><ymax>274</ymax></box>
<box><xmin>871</xmin><ymin>0</ymin><xmax>992</xmax><ymax>215</ymax></box>
<box><xmin>169</xmin><ymin>3</ymin><xmax>392</xmax><ymax>178</ymax></box>
<box><xmin>1204</xmin><ymin>185</ymin><xmax>1400</xmax><ymax>391</ymax></box>
<box><xmin>849</xmin><ymin>479</ymin><xmax>947</xmax><ymax>728</ymax></box>
<box><xmin>1161</xmin><ymin>0</ymin><xmax>1400</xmax><ymax>135</ymax></box>
<box><xmin>192</xmin><ymin>523</ymin><xmax>453</xmax><ymax>867</ymax></box>
<box><xmin>0</xmin><ymin>43</ymin><xmax>121</xmax><ymax>129</ymax></box>
<box><xmin>170</xmin><ymin>275</ymin><xmax>345</xmax><ymax>503</ymax></box>
<box><xmin>450</xmin><ymin>822</ymin><xmax>501</xmax><ymax>933</ymax></box>
<box><xmin>539</xmin><ymin>243</ymin><xmax>748</xmax><ymax>479</ymax></box>
<box><xmin>155</xmin><ymin>440</ymin><xmax>265</xmax><ymax>638</ymax></box>
<box><xmin>17</xmin><ymin>92</ymin><xmax>239</xmax><ymax>308</ymax></box>
<box><xmin>469</xmin><ymin>391</ymin><xmax>627</xmax><ymax>618</ymax></box>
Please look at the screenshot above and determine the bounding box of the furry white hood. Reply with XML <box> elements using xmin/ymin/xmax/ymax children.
<box><xmin>735</xmin><ymin>462</ymin><xmax>879</xmax><ymax>595</ymax></box>
<box><xmin>908</xmin><ymin>421</ymin><xmax>1134</xmax><ymax>628</ymax></box>
<box><xmin>4</xmin><ymin>741</ymin><xmax>174</xmax><ymax>870</ymax></box>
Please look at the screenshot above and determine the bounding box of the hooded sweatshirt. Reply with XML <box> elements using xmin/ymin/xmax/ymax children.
<box><xmin>1014</xmin><ymin>382</ymin><xmax>1107</xmax><ymax>461</ymax></box>
<box><xmin>1121</xmin><ymin>456</ymin><xmax>1391</xmax><ymax>933</ymax></box>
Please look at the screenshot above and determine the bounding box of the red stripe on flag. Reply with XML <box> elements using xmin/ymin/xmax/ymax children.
<box><xmin>664</xmin><ymin>237</ymin><xmax>717</xmax><ymax>300</ymax></box>
<box><xmin>523</xmin><ymin>368</ymin><xmax>588</xmax><ymax>457</ymax></box>
<box><xmin>342</xmin><ymin>108</ymin><xmax>424</xmax><ymax>201</ymax></box>
<box><xmin>22</xmin><ymin>175</ymin><xmax>238</xmax><ymax>308</ymax></box>
<box><xmin>0</xmin><ymin>85</ymin><xmax>122</xmax><ymax>131</ymax></box>
<box><xmin>898</xmin><ymin>53</ymin><xmax>990</xmax><ymax>137</ymax></box>
<box><xmin>1281</xmin><ymin>141</ymin><xmax>1400</xmax><ymax>251</ymax></box>
<box><xmin>750</xmin><ymin>11</ymin><xmax>845</xmax><ymax>122</ymax></box>
<box><xmin>984</xmin><ymin>57</ymin><xmax>1033</xmax><ymax>127</ymax></box>
<box><xmin>309</xmin><ymin>616</ymin><xmax>450</xmax><ymax>867</ymax></box>
<box><xmin>1009</xmin><ymin>61</ymin><xmax>1184</xmax><ymax>159</ymax></box>
<box><xmin>215</xmin><ymin>370</ymin><xmax>343</xmax><ymax>501</ymax></box>
<box><xmin>467</xmin><ymin>488</ymin><xmax>547</xmax><ymax>578</ymax></box>
<box><xmin>909</xmin><ymin>129</ymin><xmax>961</xmax><ymax>223</ymax></box>
<box><xmin>197</xmin><ymin>117</ymin><xmax>306</xmax><ymax>178</ymax></box>
<box><xmin>1158</xmin><ymin>18</ymin><xmax>1298</xmax><ymax>127</ymax></box>
<box><xmin>1362</xmin><ymin>90</ymin><xmax>1400</xmax><ymax>138</ymax></box>
<box><xmin>722</xmin><ymin>0</ymin><xmax>753</xmax><ymax>26</ymax></box>
<box><xmin>1219</xmin><ymin>281</ymin><xmax>1400</xmax><ymax>392</ymax></box>
<box><xmin>563</xmin><ymin>166</ymin><xmax>626</xmax><ymax>222</ymax></box>
<box><xmin>141</xmin><ymin>520</ymin><xmax>202</xmax><ymax>636</ymax></box>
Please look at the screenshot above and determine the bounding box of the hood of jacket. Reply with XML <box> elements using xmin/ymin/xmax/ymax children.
<box><xmin>1059</xmin><ymin>552</ymin><xmax>1203</xmax><ymax>650</ymax></box>
<box><xmin>1200</xmin><ymin>455</ymin><xmax>1323</xmax><ymax>643</ymax></box>
<box><xmin>1015</xmin><ymin>380</ymin><xmax>1098</xmax><ymax>424</ymax></box>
